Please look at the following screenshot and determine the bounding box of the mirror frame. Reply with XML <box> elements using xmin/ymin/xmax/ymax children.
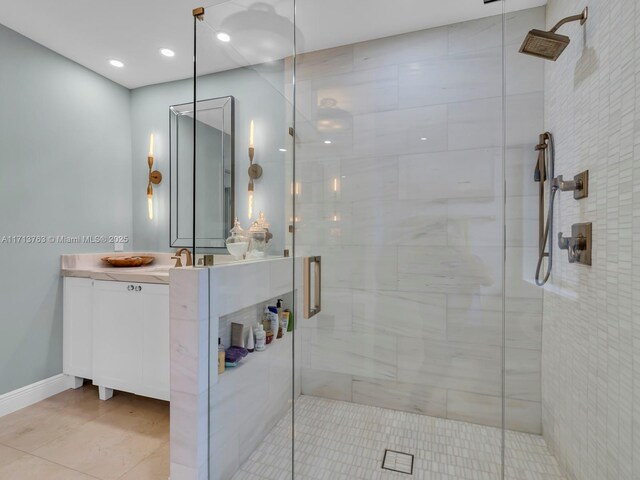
<box><xmin>169</xmin><ymin>96</ymin><xmax>235</xmax><ymax>249</ymax></box>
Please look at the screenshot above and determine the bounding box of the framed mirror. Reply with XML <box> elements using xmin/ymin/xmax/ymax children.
<box><xmin>170</xmin><ymin>96</ymin><xmax>235</xmax><ymax>249</ymax></box>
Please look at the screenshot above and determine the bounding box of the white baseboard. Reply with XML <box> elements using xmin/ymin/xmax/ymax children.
<box><xmin>0</xmin><ymin>374</ymin><xmax>76</xmax><ymax>417</ymax></box>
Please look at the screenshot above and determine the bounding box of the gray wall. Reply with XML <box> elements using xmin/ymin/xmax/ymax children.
<box><xmin>0</xmin><ymin>22</ymin><xmax>289</xmax><ymax>395</ymax></box>
<box><xmin>130</xmin><ymin>64</ymin><xmax>288</xmax><ymax>255</ymax></box>
<box><xmin>542</xmin><ymin>0</ymin><xmax>640</xmax><ymax>478</ymax></box>
<box><xmin>0</xmin><ymin>24</ymin><xmax>132</xmax><ymax>395</ymax></box>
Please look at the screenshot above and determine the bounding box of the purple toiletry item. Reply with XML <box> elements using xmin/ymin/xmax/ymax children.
<box><xmin>225</xmin><ymin>346</ymin><xmax>248</xmax><ymax>363</ymax></box>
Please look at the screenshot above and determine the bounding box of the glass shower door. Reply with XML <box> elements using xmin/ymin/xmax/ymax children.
<box><xmin>292</xmin><ymin>0</ymin><xmax>508</xmax><ymax>478</ymax></box>
<box><xmin>194</xmin><ymin>2</ymin><xmax>297</xmax><ymax>480</ymax></box>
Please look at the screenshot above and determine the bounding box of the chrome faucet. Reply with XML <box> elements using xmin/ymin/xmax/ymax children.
<box><xmin>172</xmin><ymin>248</ymin><xmax>193</xmax><ymax>267</ymax></box>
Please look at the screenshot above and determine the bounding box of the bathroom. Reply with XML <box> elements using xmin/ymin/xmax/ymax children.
<box><xmin>0</xmin><ymin>0</ymin><xmax>636</xmax><ymax>479</ymax></box>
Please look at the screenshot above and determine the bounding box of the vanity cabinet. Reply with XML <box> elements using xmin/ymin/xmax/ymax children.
<box><xmin>63</xmin><ymin>277</ymin><xmax>94</xmax><ymax>380</ymax></box>
<box><xmin>63</xmin><ymin>278</ymin><xmax>170</xmax><ymax>401</ymax></box>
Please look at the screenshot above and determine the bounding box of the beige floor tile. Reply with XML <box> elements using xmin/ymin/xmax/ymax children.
<box><xmin>119</xmin><ymin>442</ymin><xmax>169</xmax><ymax>480</ymax></box>
<box><xmin>41</xmin><ymin>384</ymin><xmax>124</xmax><ymax>417</ymax></box>
<box><xmin>32</xmin><ymin>401</ymin><xmax>168</xmax><ymax>480</ymax></box>
<box><xmin>0</xmin><ymin>444</ymin><xmax>27</xmax><ymax>468</ymax></box>
<box><xmin>0</xmin><ymin>401</ymin><xmax>95</xmax><ymax>453</ymax></box>
<box><xmin>0</xmin><ymin>453</ymin><xmax>98</xmax><ymax>480</ymax></box>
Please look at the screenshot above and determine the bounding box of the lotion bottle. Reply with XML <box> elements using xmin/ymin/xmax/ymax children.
<box><xmin>246</xmin><ymin>326</ymin><xmax>255</xmax><ymax>352</ymax></box>
<box><xmin>217</xmin><ymin>338</ymin><xmax>226</xmax><ymax>374</ymax></box>
<box><xmin>254</xmin><ymin>324</ymin><xmax>266</xmax><ymax>351</ymax></box>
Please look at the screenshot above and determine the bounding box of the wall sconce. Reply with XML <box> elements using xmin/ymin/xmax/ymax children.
<box><xmin>247</xmin><ymin>120</ymin><xmax>262</xmax><ymax>219</ymax></box>
<box><xmin>147</xmin><ymin>133</ymin><xmax>162</xmax><ymax>220</ymax></box>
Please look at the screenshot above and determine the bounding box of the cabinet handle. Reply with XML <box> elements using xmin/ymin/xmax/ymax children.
<box><xmin>127</xmin><ymin>285</ymin><xmax>134</xmax><ymax>291</ymax></box>
<box><xmin>135</xmin><ymin>285</ymin><xmax>142</xmax><ymax>292</ymax></box>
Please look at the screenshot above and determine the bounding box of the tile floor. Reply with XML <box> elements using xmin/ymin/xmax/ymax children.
<box><xmin>0</xmin><ymin>389</ymin><xmax>565</xmax><ymax>480</ymax></box>
<box><xmin>0</xmin><ymin>384</ymin><xmax>169</xmax><ymax>480</ymax></box>
<box><xmin>232</xmin><ymin>396</ymin><xmax>566</xmax><ymax>480</ymax></box>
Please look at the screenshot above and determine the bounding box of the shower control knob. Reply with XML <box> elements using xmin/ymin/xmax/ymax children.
<box><xmin>557</xmin><ymin>223</ymin><xmax>592</xmax><ymax>266</ymax></box>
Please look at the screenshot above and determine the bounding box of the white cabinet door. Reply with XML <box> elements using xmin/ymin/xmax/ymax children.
<box><xmin>63</xmin><ymin>277</ymin><xmax>93</xmax><ymax>379</ymax></box>
<box><xmin>140</xmin><ymin>283</ymin><xmax>170</xmax><ymax>401</ymax></box>
<box><xmin>93</xmin><ymin>280</ymin><xmax>144</xmax><ymax>395</ymax></box>
<box><xmin>92</xmin><ymin>280</ymin><xmax>170</xmax><ymax>400</ymax></box>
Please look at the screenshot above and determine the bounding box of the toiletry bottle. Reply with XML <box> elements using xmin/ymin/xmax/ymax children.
<box><xmin>218</xmin><ymin>338</ymin><xmax>226</xmax><ymax>374</ymax></box>
<box><xmin>246</xmin><ymin>326</ymin><xmax>255</xmax><ymax>353</ymax></box>
<box><xmin>268</xmin><ymin>305</ymin><xmax>279</xmax><ymax>339</ymax></box>
<box><xmin>263</xmin><ymin>306</ymin><xmax>271</xmax><ymax>331</ymax></box>
<box><xmin>286</xmin><ymin>309</ymin><xmax>294</xmax><ymax>332</ymax></box>
<box><xmin>276</xmin><ymin>299</ymin><xmax>284</xmax><ymax>338</ymax></box>
<box><xmin>254</xmin><ymin>324</ymin><xmax>266</xmax><ymax>351</ymax></box>
<box><xmin>279</xmin><ymin>310</ymin><xmax>290</xmax><ymax>337</ymax></box>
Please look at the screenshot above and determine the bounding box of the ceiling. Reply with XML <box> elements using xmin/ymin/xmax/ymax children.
<box><xmin>0</xmin><ymin>0</ymin><xmax>546</xmax><ymax>90</ymax></box>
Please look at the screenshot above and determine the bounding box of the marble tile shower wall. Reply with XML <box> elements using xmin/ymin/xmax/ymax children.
<box><xmin>289</xmin><ymin>8</ymin><xmax>546</xmax><ymax>434</ymax></box>
<box><xmin>542</xmin><ymin>0</ymin><xmax>640</xmax><ymax>479</ymax></box>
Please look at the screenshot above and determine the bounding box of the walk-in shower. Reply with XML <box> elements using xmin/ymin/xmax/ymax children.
<box><xmin>170</xmin><ymin>1</ymin><xmax>625</xmax><ymax>480</ymax></box>
<box><xmin>520</xmin><ymin>7</ymin><xmax>588</xmax><ymax>60</ymax></box>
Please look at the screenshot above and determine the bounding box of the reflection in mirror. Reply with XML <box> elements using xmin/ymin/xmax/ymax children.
<box><xmin>170</xmin><ymin>97</ymin><xmax>234</xmax><ymax>249</ymax></box>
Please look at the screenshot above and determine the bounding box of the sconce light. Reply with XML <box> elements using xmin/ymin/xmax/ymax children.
<box><xmin>247</xmin><ymin>120</ymin><xmax>262</xmax><ymax>219</ymax></box>
<box><xmin>147</xmin><ymin>133</ymin><xmax>162</xmax><ymax>220</ymax></box>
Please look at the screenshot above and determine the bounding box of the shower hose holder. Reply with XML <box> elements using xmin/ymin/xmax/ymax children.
<box><xmin>553</xmin><ymin>170</ymin><xmax>589</xmax><ymax>199</ymax></box>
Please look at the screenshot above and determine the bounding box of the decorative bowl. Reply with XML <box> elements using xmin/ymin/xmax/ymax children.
<box><xmin>100</xmin><ymin>255</ymin><xmax>155</xmax><ymax>268</ymax></box>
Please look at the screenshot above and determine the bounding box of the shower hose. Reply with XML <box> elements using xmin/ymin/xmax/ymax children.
<box><xmin>535</xmin><ymin>133</ymin><xmax>557</xmax><ymax>286</ymax></box>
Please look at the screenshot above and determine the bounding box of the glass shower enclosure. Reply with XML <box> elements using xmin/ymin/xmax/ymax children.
<box><xmin>189</xmin><ymin>1</ymin><xmax>546</xmax><ymax>479</ymax></box>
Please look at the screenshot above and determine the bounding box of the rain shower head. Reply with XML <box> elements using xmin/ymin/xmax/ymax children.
<box><xmin>520</xmin><ymin>30</ymin><xmax>571</xmax><ymax>61</ymax></box>
<box><xmin>519</xmin><ymin>7</ymin><xmax>588</xmax><ymax>61</ymax></box>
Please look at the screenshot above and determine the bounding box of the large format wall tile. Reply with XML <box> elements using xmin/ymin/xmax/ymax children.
<box><xmin>296</xmin><ymin>65</ymin><xmax>399</xmax><ymax>119</ymax></box>
<box><xmin>447</xmin><ymin>390</ymin><xmax>542</xmax><ymax>434</ymax></box>
<box><xmin>294</xmin><ymin>7</ymin><xmax>545</xmax><ymax>434</ymax></box>
<box><xmin>399</xmin><ymin>149</ymin><xmax>502</xmax><ymax>201</ymax></box>
<box><xmin>295</xmin><ymin>44</ymin><xmax>354</xmax><ymax>81</ymax></box>
<box><xmin>349</xmin><ymin>198</ymin><xmax>448</xmax><ymax>246</ymax></box>
<box><xmin>398</xmin><ymin>246</ymin><xmax>503</xmax><ymax>295</ymax></box>
<box><xmin>301</xmin><ymin>368</ymin><xmax>353</xmax><ymax>402</ymax></box>
<box><xmin>322</xmin><ymin>245</ymin><xmax>398</xmax><ymax>289</ymax></box>
<box><xmin>505</xmin><ymin>347</ymin><xmax>541</xmax><ymax>402</ymax></box>
<box><xmin>340</xmin><ymin>155</ymin><xmax>399</xmax><ymax>203</ymax></box>
<box><xmin>398</xmin><ymin>47</ymin><xmax>502</xmax><ymax>108</ymax></box>
<box><xmin>351</xmin><ymin>289</ymin><xmax>447</xmax><ymax>339</ymax></box>
<box><xmin>351</xmin><ymin>377</ymin><xmax>447</xmax><ymax>417</ymax></box>
<box><xmin>353</xmin><ymin>104</ymin><xmax>448</xmax><ymax>157</ymax></box>
<box><xmin>353</xmin><ymin>26</ymin><xmax>448</xmax><ymax>70</ymax></box>
<box><xmin>308</xmin><ymin>329</ymin><xmax>397</xmax><ymax>381</ymax></box>
<box><xmin>397</xmin><ymin>337</ymin><xmax>502</xmax><ymax>396</ymax></box>
<box><xmin>447</xmin><ymin>197</ymin><xmax>503</xmax><ymax>247</ymax></box>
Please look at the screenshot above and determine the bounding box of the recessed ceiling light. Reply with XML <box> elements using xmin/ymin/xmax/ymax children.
<box><xmin>160</xmin><ymin>48</ymin><xmax>175</xmax><ymax>57</ymax></box>
<box><xmin>324</xmin><ymin>140</ymin><xmax>332</xmax><ymax>144</ymax></box>
<box><xmin>217</xmin><ymin>32</ymin><xmax>231</xmax><ymax>43</ymax></box>
<box><xmin>420</xmin><ymin>137</ymin><xmax>427</xmax><ymax>141</ymax></box>
<box><xmin>109</xmin><ymin>59</ymin><xmax>124</xmax><ymax>68</ymax></box>
<box><xmin>279</xmin><ymin>148</ymin><xmax>287</xmax><ymax>152</ymax></box>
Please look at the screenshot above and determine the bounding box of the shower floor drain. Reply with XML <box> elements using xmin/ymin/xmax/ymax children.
<box><xmin>382</xmin><ymin>449</ymin><xmax>414</xmax><ymax>474</ymax></box>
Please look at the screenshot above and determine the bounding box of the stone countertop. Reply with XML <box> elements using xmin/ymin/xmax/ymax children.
<box><xmin>60</xmin><ymin>252</ymin><xmax>176</xmax><ymax>284</ymax></box>
<box><xmin>60</xmin><ymin>252</ymin><xmax>286</xmax><ymax>285</ymax></box>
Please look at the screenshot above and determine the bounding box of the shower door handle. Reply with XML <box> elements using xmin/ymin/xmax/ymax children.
<box><xmin>304</xmin><ymin>256</ymin><xmax>321</xmax><ymax>319</ymax></box>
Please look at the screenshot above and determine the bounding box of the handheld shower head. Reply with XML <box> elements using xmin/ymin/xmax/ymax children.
<box><xmin>520</xmin><ymin>7</ymin><xmax>588</xmax><ymax>61</ymax></box>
